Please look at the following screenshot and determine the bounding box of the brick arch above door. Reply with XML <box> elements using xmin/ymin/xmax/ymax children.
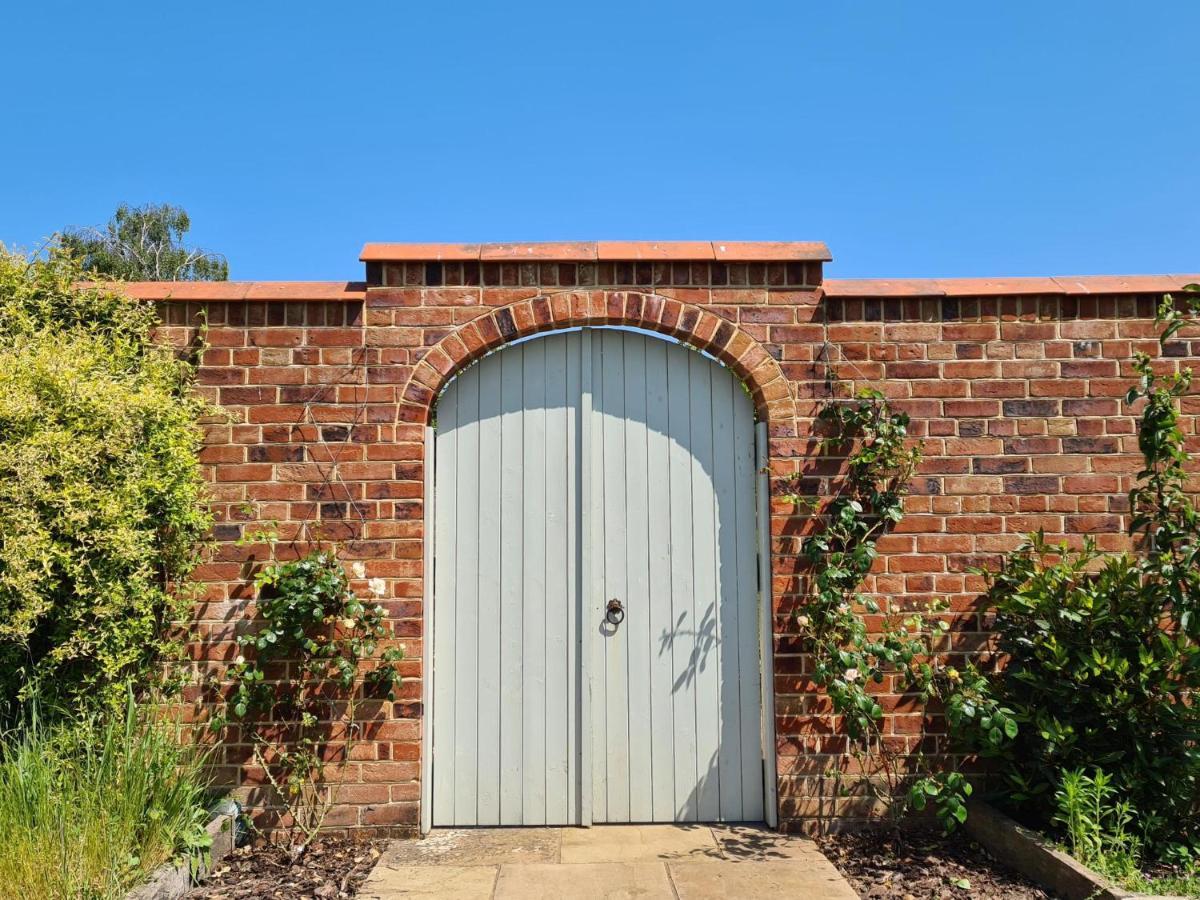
<box><xmin>388</xmin><ymin>290</ymin><xmax>798</xmax><ymax>430</ymax></box>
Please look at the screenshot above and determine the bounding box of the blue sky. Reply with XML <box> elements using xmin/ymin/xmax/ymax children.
<box><xmin>3</xmin><ymin>1</ymin><xmax>1197</xmax><ymax>281</ymax></box>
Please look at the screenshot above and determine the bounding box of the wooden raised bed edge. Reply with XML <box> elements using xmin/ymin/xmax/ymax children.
<box><xmin>126</xmin><ymin>806</ymin><xmax>239</xmax><ymax>900</ymax></box>
<box><xmin>964</xmin><ymin>802</ymin><xmax>1186</xmax><ymax>900</ymax></box>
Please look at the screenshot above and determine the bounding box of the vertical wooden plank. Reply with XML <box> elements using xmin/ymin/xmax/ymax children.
<box><xmin>734</xmin><ymin>388</ymin><xmax>764</xmax><ymax>821</ymax></box>
<box><xmin>498</xmin><ymin>348</ymin><xmax>524</xmax><ymax>825</ymax></box>
<box><xmin>665</xmin><ymin>343</ymin><xmax>698</xmax><ymax>820</ymax></box>
<box><xmin>566</xmin><ymin>331</ymin><xmax>583</xmax><ymax>825</ymax></box>
<box><xmin>755</xmin><ymin>420</ymin><xmax>778</xmax><ymax>826</ymax></box>
<box><xmin>688</xmin><ymin>351</ymin><xmax>721</xmax><ymax>821</ymax></box>
<box><xmin>599</xmin><ymin>330</ymin><xmax>630</xmax><ymax>822</ymax></box>
<box><xmin>711</xmin><ymin>370</ymin><xmax>744</xmax><ymax>821</ymax></box>
<box><xmin>587</xmin><ymin>333</ymin><xmax>604</xmax><ymax>822</ymax></box>
<box><xmin>591</xmin><ymin>331</ymin><xmax>609</xmax><ymax>821</ymax></box>
<box><xmin>579</xmin><ymin>328</ymin><xmax>594</xmax><ymax>827</ymax></box>
<box><xmin>521</xmin><ymin>338</ymin><xmax>548</xmax><ymax>824</ymax></box>
<box><xmin>643</xmin><ymin>338</ymin><xmax>676</xmax><ymax>822</ymax></box>
<box><xmin>622</xmin><ymin>333</ymin><xmax>653</xmax><ymax>822</ymax></box>
<box><xmin>544</xmin><ymin>335</ymin><xmax>571</xmax><ymax>824</ymax></box>
<box><xmin>452</xmin><ymin>365</ymin><xmax>480</xmax><ymax>825</ymax></box>
<box><xmin>432</xmin><ymin>391</ymin><xmax>457</xmax><ymax>826</ymax></box>
<box><xmin>476</xmin><ymin>357</ymin><xmax>503</xmax><ymax>824</ymax></box>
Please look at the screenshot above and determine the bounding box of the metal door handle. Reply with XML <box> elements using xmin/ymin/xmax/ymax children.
<box><xmin>606</xmin><ymin>598</ymin><xmax>625</xmax><ymax>626</ymax></box>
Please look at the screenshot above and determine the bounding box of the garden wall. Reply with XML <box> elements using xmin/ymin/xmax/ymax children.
<box><xmin>134</xmin><ymin>243</ymin><xmax>1200</xmax><ymax>835</ymax></box>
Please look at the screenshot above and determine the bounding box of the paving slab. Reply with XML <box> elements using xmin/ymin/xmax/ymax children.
<box><xmin>359</xmin><ymin>824</ymin><xmax>860</xmax><ymax>899</ymax></box>
<box><xmin>668</xmin><ymin>858</ymin><xmax>860</xmax><ymax>899</ymax></box>
<box><xmin>375</xmin><ymin>827</ymin><xmax>561</xmax><ymax>867</ymax></box>
<box><xmin>709</xmin><ymin>823</ymin><xmax>830</xmax><ymax>861</ymax></box>
<box><xmin>494</xmin><ymin>861</ymin><xmax>674</xmax><ymax>899</ymax></box>
<box><xmin>559</xmin><ymin>824</ymin><xmax>722</xmax><ymax>863</ymax></box>
<box><xmin>357</xmin><ymin>863</ymin><xmax>499</xmax><ymax>899</ymax></box>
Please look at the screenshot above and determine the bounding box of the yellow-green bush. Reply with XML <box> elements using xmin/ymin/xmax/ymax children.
<box><xmin>0</xmin><ymin>248</ymin><xmax>210</xmax><ymax>710</ymax></box>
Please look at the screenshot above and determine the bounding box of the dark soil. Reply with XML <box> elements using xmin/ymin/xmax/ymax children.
<box><xmin>819</xmin><ymin>827</ymin><xmax>1056</xmax><ymax>899</ymax></box>
<box><xmin>186</xmin><ymin>838</ymin><xmax>384</xmax><ymax>899</ymax></box>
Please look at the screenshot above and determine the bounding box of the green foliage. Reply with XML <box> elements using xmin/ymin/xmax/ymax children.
<box><xmin>800</xmin><ymin>389</ymin><xmax>925</xmax><ymax>739</ymax></box>
<box><xmin>1054</xmin><ymin>767</ymin><xmax>1141</xmax><ymax>876</ymax></box>
<box><xmin>219</xmin><ymin>544</ymin><xmax>402</xmax><ymax>854</ymax></box>
<box><xmin>799</xmin><ymin>388</ymin><xmax>1012</xmax><ymax>829</ymax></box>
<box><xmin>0</xmin><ymin>695</ymin><xmax>212</xmax><ymax>899</ymax></box>
<box><xmin>0</xmin><ymin>248</ymin><xmax>210</xmax><ymax>711</ymax></box>
<box><xmin>908</xmin><ymin>769</ymin><xmax>975</xmax><ymax>833</ymax></box>
<box><xmin>962</xmin><ymin>289</ymin><xmax>1200</xmax><ymax>856</ymax></box>
<box><xmin>60</xmin><ymin>203</ymin><xmax>228</xmax><ymax>281</ymax></box>
<box><xmin>1052</xmin><ymin>767</ymin><xmax>1200</xmax><ymax>897</ymax></box>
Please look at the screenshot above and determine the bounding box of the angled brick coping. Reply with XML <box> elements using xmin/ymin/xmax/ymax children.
<box><xmin>104</xmin><ymin>274</ymin><xmax>1200</xmax><ymax>302</ymax></box>
<box><xmin>824</xmin><ymin>274</ymin><xmax>1200</xmax><ymax>297</ymax></box>
<box><xmin>358</xmin><ymin>241</ymin><xmax>834</xmax><ymax>262</ymax></box>
<box><xmin>107</xmin><ymin>281</ymin><xmax>367</xmax><ymax>301</ymax></box>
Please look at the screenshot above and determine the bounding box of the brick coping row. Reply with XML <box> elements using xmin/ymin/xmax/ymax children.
<box><xmin>359</xmin><ymin>240</ymin><xmax>833</xmax><ymax>262</ymax></box>
<box><xmin>111</xmin><ymin>273</ymin><xmax>1199</xmax><ymax>302</ymax></box>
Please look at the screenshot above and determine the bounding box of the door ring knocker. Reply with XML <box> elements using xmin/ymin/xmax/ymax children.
<box><xmin>606</xmin><ymin>598</ymin><xmax>625</xmax><ymax>626</ymax></box>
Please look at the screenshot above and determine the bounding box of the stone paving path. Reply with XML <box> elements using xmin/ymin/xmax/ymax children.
<box><xmin>358</xmin><ymin>823</ymin><xmax>859</xmax><ymax>899</ymax></box>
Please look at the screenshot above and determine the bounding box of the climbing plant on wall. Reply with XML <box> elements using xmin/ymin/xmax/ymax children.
<box><xmin>216</xmin><ymin>535</ymin><xmax>403</xmax><ymax>859</ymax></box>
<box><xmin>798</xmin><ymin>385</ymin><xmax>1014</xmax><ymax>831</ymax></box>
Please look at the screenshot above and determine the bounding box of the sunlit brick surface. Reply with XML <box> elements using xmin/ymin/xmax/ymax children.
<box><xmin>143</xmin><ymin>255</ymin><xmax>1200</xmax><ymax>835</ymax></box>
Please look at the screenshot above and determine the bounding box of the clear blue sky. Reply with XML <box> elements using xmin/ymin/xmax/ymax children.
<box><xmin>3</xmin><ymin>1</ymin><xmax>1197</xmax><ymax>281</ymax></box>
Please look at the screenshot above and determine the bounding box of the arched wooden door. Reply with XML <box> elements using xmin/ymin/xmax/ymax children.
<box><xmin>430</xmin><ymin>328</ymin><xmax>765</xmax><ymax>826</ymax></box>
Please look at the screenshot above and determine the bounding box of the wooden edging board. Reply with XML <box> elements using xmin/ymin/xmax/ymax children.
<box><xmin>964</xmin><ymin>802</ymin><xmax>1186</xmax><ymax>900</ymax></box>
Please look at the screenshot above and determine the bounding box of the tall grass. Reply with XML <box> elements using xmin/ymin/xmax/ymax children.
<box><xmin>0</xmin><ymin>696</ymin><xmax>212</xmax><ymax>900</ymax></box>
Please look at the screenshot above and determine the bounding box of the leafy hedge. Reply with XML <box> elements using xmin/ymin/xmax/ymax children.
<box><xmin>0</xmin><ymin>248</ymin><xmax>210</xmax><ymax>711</ymax></box>
<box><xmin>963</xmin><ymin>291</ymin><xmax>1200</xmax><ymax>857</ymax></box>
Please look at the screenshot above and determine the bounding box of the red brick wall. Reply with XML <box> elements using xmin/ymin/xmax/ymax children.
<box><xmin>156</xmin><ymin>267</ymin><xmax>1199</xmax><ymax>835</ymax></box>
<box><xmin>775</xmin><ymin>291</ymin><xmax>1199</xmax><ymax>829</ymax></box>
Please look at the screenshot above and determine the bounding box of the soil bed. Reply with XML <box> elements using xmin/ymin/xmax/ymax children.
<box><xmin>185</xmin><ymin>837</ymin><xmax>384</xmax><ymax>899</ymax></box>
<box><xmin>819</xmin><ymin>826</ymin><xmax>1055</xmax><ymax>899</ymax></box>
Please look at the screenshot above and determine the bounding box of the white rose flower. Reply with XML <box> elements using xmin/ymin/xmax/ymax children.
<box><xmin>844</xmin><ymin>668</ymin><xmax>860</xmax><ymax>682</ymax></box>
<box><xmin>351</xmin><ymin>561</ymin><xmax>367</xmax><ymax>578</ymax></box>
<box><xmin>797</xmin><ymin>615</ymin><xmax>810</xmax><ymax>628</ymax></box>
<box><xmin>369</xmin><ymin>577</ymin><xmax>387</xmax><ymax>597</ymax></box>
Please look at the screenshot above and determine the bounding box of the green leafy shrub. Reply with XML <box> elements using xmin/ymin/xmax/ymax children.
<box><xmin>0</xmin><ymin>248</ymin><xmax>210</xmax><ymax>711</ymax></box>
<box><xmin>962</xmin><ymin>291</ymin><xmax>1200</xmax><ymax>855</ymax></box>
<box><xmin>0</xmin><ymin>695</ymin><xmax>212</xmax><ymax>899</ymax></box>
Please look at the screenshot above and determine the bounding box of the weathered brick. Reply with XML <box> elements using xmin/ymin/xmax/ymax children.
<box><xmin>1063</xmin><ymin>436</ymin><xmax>1120</xmax><ymax>454</ymax></box>
<box><xmin>1003</xmin><ymin>398</ymin><xmax>1060</xmax><ymax>417</ymax></box>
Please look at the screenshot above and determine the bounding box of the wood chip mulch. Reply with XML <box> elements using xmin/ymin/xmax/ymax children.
<box><xmin>186</xmin><ymin>838</ymin><xmax>384</xmax><ymax>900</ymax></box>
<box><xmin>818</xmin><ymin>827</ymin><xmax>1056</xmax><ymax>899</ymax></box>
